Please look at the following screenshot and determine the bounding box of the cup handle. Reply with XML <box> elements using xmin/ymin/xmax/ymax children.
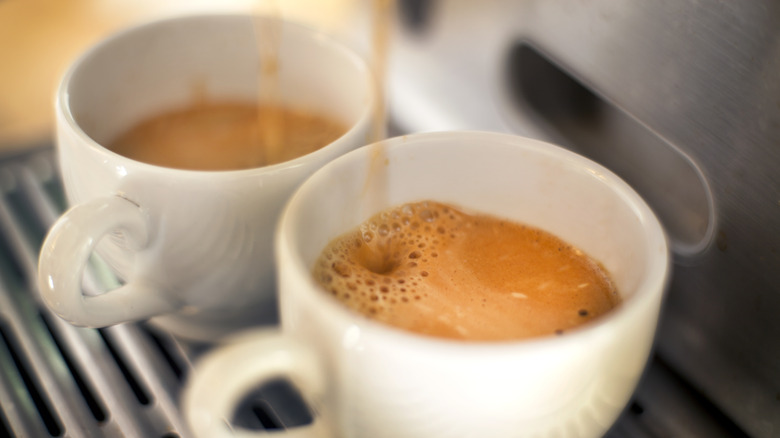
<box><xmin>183</xmin><ymin>330</ymin><xmax>329</xmax><ymax>438</ymax></box>
<box><xmin>37</xmin><ymin>195</ymin><xmax>178</xmax><ymax>327</ymax></box>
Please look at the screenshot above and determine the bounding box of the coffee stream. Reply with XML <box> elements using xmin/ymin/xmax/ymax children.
<box><xmin>369</xmin><ymin>0</ymin><xmax>392</xmax><ymax>144</ymax></box>
<box><xmin>252</xmin><ymin>0</ymin><xmax>284</xmax><ymax>166</ymax></box>
<box><xmin>364</xmin><ymin>0</ymin><xmax>393</xmax><ymax>217</ymax></box>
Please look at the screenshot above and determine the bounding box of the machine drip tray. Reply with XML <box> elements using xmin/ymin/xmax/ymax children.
<box><xmin>0</xmin><ymin>147</ymin><xmax>746</xmax><ymax>437</ymax></box>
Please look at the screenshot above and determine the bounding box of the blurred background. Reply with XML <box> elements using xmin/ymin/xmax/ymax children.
<box><xmin>0</xmin><ymin>0</ymin><xmax>366</xmax><ymax>151</ymax></box>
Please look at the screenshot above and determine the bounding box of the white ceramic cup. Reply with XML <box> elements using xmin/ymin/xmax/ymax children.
<box><xmin>36</xmin><ymin>14</ymin><xmax>375</xmax><ymax>342</ymax></box>
<box><xmin>183</xmin><ymin>131</ymin><xmax>670</xmax><ymax>437</ymax></box>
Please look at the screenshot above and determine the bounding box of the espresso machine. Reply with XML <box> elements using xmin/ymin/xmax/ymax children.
<box><xmin>388</xmin><ymin>0</ymin><xmax>780</xmax><ymax>436</ymax></box>
<box><xmin>0</xmin><ymin>0</ymin><xmax>777</xmax><ymax>436</ymax></box>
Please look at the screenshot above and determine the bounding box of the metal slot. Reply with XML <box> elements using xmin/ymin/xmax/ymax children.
<box><xmin>38</xmin><ymin>311</ymin><xmax>107</xmax><ymax>423</ymax></box>
<box><xmin>506</xmin><ymin>43</ymin><xmax>716</xmax><ymax>258</ymax></box>
<box><xmin>0</xmin><ymin>321</ymin><xmax>62</xmax><ymax>437</ymax></box>
<box><xmin>98</xmin><ymin>329</ymin><xmax>153</xmax><ymax>406</ymax></box>
<box><xmin>0</xmin><ymin>406</ymin><xmax>12</xmax><ymax>437</ymax></box>
<box><xmin>143</xmin><ymin>329</ymin><xmax>186</xmax><ymax>383</ymax></box>
<box><xmin>232</xmin><ymin>379</ymin><xmax>314</xmax><ymax>432</ymax></box>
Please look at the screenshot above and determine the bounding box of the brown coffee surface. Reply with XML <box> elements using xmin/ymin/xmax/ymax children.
<box><xmin>109</xmin><ymin>101</ymin><xmax>347</xmax><ymax>171</ymax></box>
<box><xmin>313</xmin><ymin>200</ymin><xmax>620</xmax><ymax>341</ymax></box>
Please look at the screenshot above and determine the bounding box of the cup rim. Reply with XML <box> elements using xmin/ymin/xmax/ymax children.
<box><xmin>276</xmin><ymin>130</ymin><xmax>671</xmax><ymax>353</ymax></box>
<box><xmin>55</xmin><ymin>12</ymin><xmax>375</xmax><ymax>178</ymax></box>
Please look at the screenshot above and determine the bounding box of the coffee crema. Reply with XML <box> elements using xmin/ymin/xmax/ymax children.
<box><xmin>109</xmin><ymin>101</ymin><xmax>347</xmax><ymax>171</ymax></box>
<box><xmin>312</xmin><ymin>200</ymin><xmax>620</xmax><ymax>341</ymax></box>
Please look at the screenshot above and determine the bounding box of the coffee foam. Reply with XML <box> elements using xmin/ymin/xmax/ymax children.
<box><xmin>109</xmin><ymin>101</ymin><xmax>346</xmax><ymax>170</ymax></box>
<box><xmin>313</xmin><ymin>201</ymin><xmax>620</xmax><ymax>341</ymax></box>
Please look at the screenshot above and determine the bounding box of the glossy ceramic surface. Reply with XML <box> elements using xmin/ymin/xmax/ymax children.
<box><xmin>37</xmin><ymin>14</ymin><xmax>375</xmax><ymax>341</ymax></box>
<box><xmin>184</xmin><ymin>131</ymin><xmax>670</xmax><ymax>437</ymax></box>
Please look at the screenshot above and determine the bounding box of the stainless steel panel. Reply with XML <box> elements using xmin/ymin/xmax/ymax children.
<box><xmin>508</xmin><ymin>3</ymin><xmax>780</xmax><ymax>435</ymax></box>
<box><xmin>390</xmin><ymin>0</ymin><xmax>779</xmax><ymax>436</ymax></box>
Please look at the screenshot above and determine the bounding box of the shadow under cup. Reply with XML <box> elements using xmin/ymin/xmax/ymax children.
<box><xmin>276</xmin><ymin>131</ymin><xmax>669</xmax><ymax>437</ymax></box>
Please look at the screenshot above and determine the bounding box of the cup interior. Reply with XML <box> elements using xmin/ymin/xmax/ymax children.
<box><xmin>60</xmin><ymin>14</ymin><xmax>370</xmax><ymax>152</ymax></box>
<box><xmin>282</xmin><ymin>131</ymin><xmax>668</xmax><ymax>315</ymax></box>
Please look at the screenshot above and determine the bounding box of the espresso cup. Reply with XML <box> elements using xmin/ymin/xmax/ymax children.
<box><xmin>182</xmin><ymin>131</ymin><xmax>670</xmax><ymax>437</ymax></box>
<box><xmin>36</xmin><ymin>14</ymin><xmax>375</xmax><ymax>341</ymax></box>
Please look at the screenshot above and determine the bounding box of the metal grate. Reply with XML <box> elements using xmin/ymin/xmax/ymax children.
<box><xmin>0</xmin><ymin>148</ymin><xmax>315</xmax><ymax>437</ymax></box>
<box><xmin>0</xmin><ymin>146</ymin><xmax>749</xmax><ymax>437</ymax></box>
<box><xmin>0</xmin><ymin>147</ymin><xmax>195</xmax><ymax>437</ymax></box>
